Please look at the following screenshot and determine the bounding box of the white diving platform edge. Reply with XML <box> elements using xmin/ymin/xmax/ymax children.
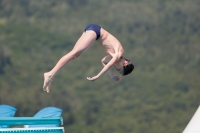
<box><xmin>183</xmin><ymin>105</ymin><xmax>200</xmax><ymax>133</ymax></box>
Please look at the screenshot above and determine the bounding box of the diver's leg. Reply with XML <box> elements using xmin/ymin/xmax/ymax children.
<box><xmin>43</xmin><ymin>31</ymin><xmax>96</xmax><ymax>92</ymax></box>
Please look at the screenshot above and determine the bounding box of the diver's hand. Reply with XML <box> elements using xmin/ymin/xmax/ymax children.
<box><xmin>87</xmin><ymin>76</ymin><xmax>99</xmax><ymax>82</ymax></box>
<box><xmin>111</xmin><ymin>75</ymin><xmax>121</xmax><ymax>82</ymax></box>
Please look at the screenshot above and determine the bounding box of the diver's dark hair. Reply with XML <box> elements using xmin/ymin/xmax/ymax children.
<box><xmin>123</xmin><ymin>59</ymin><xmax>134</xmax><ymax>76</ymax></box>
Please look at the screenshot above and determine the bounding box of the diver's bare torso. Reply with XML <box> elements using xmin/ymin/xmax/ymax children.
<box><xmin>96</xmin><ymin>28</ymin><xmax>124</xmax><ymax>59</ymax></box>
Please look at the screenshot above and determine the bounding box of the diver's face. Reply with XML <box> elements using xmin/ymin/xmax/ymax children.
<box><xmin>114</xmin><ymin>59</ymin><xmax>129</xmax><ymax>75</ymax></box>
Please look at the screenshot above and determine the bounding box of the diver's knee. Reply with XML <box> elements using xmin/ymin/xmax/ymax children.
<box><xmin>70</xmin><ymin>51</ymin><xmax>81</xmax><ymax>59</ymax></box>
<box><xmin>74</xmin><ymin>53</ymin><xmax>81</xmax><ymax>58</ymax></box>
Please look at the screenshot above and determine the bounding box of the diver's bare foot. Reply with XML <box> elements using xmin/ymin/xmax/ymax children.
<box><xmin>43</xmin><ymin>73</ymin><xmax>54</xmax><ymax>93</ymax></box>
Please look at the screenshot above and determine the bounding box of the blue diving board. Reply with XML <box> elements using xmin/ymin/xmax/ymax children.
<box><xmin>0</xmin><ymin>117</ymin><xmax>63</xmax><ymax>126</ymax></box>
<box><xmin>0</xmin><ymin>117</ymin><xmax>64</xmax><ymax>133</ymax></box>
<box><xmin>0</xmin><ymin>127</ymin><xmax>64</xmax><ymax>133</ymax></box>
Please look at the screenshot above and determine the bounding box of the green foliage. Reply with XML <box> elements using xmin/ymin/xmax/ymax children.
<box><xmin>0</xmin><ymin>0</ymin><xmax>200</xmax><ymax>133</ymax></box>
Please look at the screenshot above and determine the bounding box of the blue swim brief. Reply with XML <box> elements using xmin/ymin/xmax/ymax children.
<box><xmin>84</xmin><ymin>24</ymin><xmax>101</xmax><ymax>40</ymax></box>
